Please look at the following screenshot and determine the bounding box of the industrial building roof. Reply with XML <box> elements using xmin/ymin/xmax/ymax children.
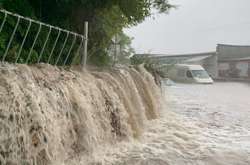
<box><xmin>135</xmin><ymin>51</ymin><xmax>216</xmax><ymax>59</ymax></box>
<box><xmin>185</xmin><ymin>55</ymin><xmax>212</xmax><ymax>62</ymax></box>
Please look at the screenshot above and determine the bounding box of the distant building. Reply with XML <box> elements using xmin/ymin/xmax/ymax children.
<box><xmin>217</xmin><ymin>44</ymin><xmax>250</xmax><ymax>79</ymax></box>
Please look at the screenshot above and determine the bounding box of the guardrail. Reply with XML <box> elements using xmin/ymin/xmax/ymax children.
<box><xmin>0</xmin><ymin>9</ymin><xmax>88</xmax><ymax>68</ymax></box>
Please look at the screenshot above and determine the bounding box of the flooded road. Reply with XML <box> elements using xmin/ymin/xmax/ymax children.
<box><xmin>168</xmin><ymin>82</ymin><xmax>250</xmax><ymax>129</ymax></box>
<box><xmin>163</xmin><ymin>82</ymin><xmax>250</xmax><ymax>164</ymax></box>
<box><xmin>100</xmin><ymin>82</ymin><xmax>250</xmax><ymax>165</ymax></box>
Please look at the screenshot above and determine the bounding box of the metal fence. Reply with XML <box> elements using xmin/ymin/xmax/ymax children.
<box><xmin>0</xmin><ymin>9</ymin><xmax>88</xmax><ymax>68</ymax></box>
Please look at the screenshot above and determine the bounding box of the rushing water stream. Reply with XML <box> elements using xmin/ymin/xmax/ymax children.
<box><xmin>0</xmin><ymin>64</ymin><xmax>250</xmax><ymax>165</ymax></box>
<box><xmin>0</xmin><ymin>64</ymin><xmax>162</xmax><ymax>165</ymax></box>
<box><xmin>101</xmin><ymin>82</ymin><xmax>250</xmax><ymax>165</ymax></box>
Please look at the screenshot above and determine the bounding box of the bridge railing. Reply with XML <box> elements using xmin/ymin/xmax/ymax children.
<box><xmin>0</xmin><ymin>9</ymin><xmax>88</xmax><ymax>68</ymax></box>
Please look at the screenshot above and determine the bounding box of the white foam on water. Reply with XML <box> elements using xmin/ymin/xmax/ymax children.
<box><xmin>97</xmin><ymin>82</ymin><xmax>250</xmax><ymax>165</ymax></box>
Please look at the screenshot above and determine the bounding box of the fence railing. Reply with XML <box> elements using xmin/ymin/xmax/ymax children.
<box><xmin>0</xmin><ymin>9</ymin><xmax>88</xmax><ymax>68</ymax></box>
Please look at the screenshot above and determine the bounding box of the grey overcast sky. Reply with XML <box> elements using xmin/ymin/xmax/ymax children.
<box><xmin>124</xmin><ymin>0</ymin><xmax>250</xmax><ymax>54</ymax></box>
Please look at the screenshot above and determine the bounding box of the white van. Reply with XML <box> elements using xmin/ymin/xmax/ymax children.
<box><xmin>168</xmin><ymin>64</ymin><xmax>213</xmax><ymax>84</ymax></box>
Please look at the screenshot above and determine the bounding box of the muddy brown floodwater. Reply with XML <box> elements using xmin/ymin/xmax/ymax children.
<box><xmin>99</xmin><ymin>82</ymin><xmax>250</xmax><ymax>165</ymax></box>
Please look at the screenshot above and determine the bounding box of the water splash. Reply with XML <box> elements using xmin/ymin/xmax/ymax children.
<box><xmin>0</xmin><ymin>64</ymin><xmax>162</xmax><ymax>165</ymax></box>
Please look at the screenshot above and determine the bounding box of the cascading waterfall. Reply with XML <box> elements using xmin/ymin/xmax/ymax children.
<box><xmin>0</xmin><ymin>64</ymin><xmax>163</xmax><ymax>165</ymax></box>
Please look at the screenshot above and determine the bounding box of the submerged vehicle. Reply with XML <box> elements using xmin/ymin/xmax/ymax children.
<box><xmin>168</xmin><ymin>64</ymin><xmax>214</xmax><ymax>84</ymax></box>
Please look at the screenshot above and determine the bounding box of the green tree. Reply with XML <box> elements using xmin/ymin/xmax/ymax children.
<box><xmin>0</xmin><ymin>0</ymin><xmax>174</xmax><ymax>66</ymax></box>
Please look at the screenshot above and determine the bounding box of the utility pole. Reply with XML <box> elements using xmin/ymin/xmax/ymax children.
<box><xmin>112</xmin><ymin>34</ymin><xmax>120</xmax><ymax>67</ymax></box>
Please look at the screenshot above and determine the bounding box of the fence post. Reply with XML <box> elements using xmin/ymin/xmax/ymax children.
<box><xmin>81</xmin><ymin>21</ymin><xmax>88</xmax><ymax>69</ymax></box>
